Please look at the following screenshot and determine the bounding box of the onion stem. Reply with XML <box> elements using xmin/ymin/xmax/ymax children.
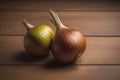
<box><xmin>23</xmin><ymin>19</ymin><xmax>34</xmax><ymax>30</ymax></box>
<box><xmin>49</xmin><ymin>10</ymin><xmax>64</xmax><ymax>29</ymax></box>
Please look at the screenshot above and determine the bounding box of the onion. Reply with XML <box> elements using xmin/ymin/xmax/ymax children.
<box><xmin>49</xmin><ymin>10</ymin><xmax>86</xmax><ymax>63</ymax></box>
<box><xmin>23</xmin><ymin>19</ymin><xmax>54</xmax><ymax>56</ymax></box>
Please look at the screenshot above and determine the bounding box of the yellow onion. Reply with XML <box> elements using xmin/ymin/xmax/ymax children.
<box><xmin>23</xmin><ymin>19</ymin><xmax>54</xmax><ymax>56</ymax></box>
<box><xmin>49</xmin><ymin>10</ymin><xmax>86</xmax><ymax>63</ymax></box>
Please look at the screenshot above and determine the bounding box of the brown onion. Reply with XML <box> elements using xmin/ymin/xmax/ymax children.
<box><xmin>49</xmin><ymin>10</ymin><xmax>86</xmax><ymax>63</ymax></box>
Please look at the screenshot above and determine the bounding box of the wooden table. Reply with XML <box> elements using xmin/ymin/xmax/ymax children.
<box><xmin>0</xmin><ymin>0</ymin><xmax>120</xmax><ymax>80</ymax></box>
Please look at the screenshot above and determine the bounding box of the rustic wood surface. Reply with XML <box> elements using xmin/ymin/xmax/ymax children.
<box><xmin>0</xmin><ymin>0</ymin><xmax>120</xmax><ymax>11</ymax></box>
<box><xmin>0</xmin><ymin>65</ymin><xmax>120</xmax><ymax>80</ymax></box>
<box><xmin>0</xmin><ymin>0</ymin><xmax>120</xmax><ymax>80</ymax></box>
<box><xmin>0</xmin><ymin>36</ymin><xmax>120</xmax><ymax>64</ymax></box>
<box><xmin>0</xmin><ymin>12</ymin><xmax>120</xmax><ymax>36</ymax></box>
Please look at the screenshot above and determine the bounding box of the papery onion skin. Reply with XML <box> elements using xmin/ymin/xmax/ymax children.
<box><xmin>23</xmin><ymin>20</ymin><xmax>54</xmax><ymax>56</ymax></box>
<box><xmin>51</xmin><ymin>27</ymin><xmax>86</xmax><ymax>63</ymax></box>
<box><xmin>49</xmin><ymin>10</ymin><xmax>86</xmax><ymax>63</ymax></box>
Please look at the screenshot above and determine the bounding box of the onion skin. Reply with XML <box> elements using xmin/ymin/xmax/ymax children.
<box><xmin>49</xmin><ymin>10</ymin><xmax>86</xmax><ymax>63</ymax></box>
<box><xmin>51</xmin><ymin>27</ymin><xmax>86</xmax><ymax>63</ymax></box>
<box><xmin>23</xmin><ymin>20</ymin><xmax>54</xmax><ymax>56</ymax></box>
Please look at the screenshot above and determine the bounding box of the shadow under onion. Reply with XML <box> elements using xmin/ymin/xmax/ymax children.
<box><xmin>14</xmin><ymin>51</ymin><xmax>49</xmax><ymax>63</ymax></box>
<box><xmin>43</xmin><ymin>58</ymin><xmax>77</xmax><ymax>69</ymax></box>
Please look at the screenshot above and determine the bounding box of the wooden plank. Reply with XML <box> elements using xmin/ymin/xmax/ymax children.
<box><xmin>0</xmin><ymin>65</ymin><xmax>120</xmax><ymax>80</ymax></box>
<box><xmin>0</xmin><ymin>12</ymin><xmax>120</xmax><ymax>36</ymax></box>
<box><xmin>0</xmin><ymin>36</ymin><xmax>120</xmax><ymax>64</ymax></box>
<box><xmin>0</xmin><ymin>0</ymin><xmax>120</xmax><ymax>11</ymax></box>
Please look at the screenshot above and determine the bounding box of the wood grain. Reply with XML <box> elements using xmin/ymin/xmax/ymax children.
<box><xmin>0</xmin><ymin>0</ymin><xmax>120</xmax><ymax>80</ymax></box>
<box><xmin>0</xmin><ymin>0</ymin><xmax>120</xmax><ymax>11</ymax></box>
<box><xmin>0</xmin><ymin>65</ymin><xmax>120</xmax><ymax>80</ymax></box>
<box><xmin>0</xmin><ymin>12</ymin><xmax>120</xmax><ymax>36</ymax></box>
<box><xmin>0</xmin><ymin>36</ymin><xmax>120</xmax><ymax>64</ymax></box>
